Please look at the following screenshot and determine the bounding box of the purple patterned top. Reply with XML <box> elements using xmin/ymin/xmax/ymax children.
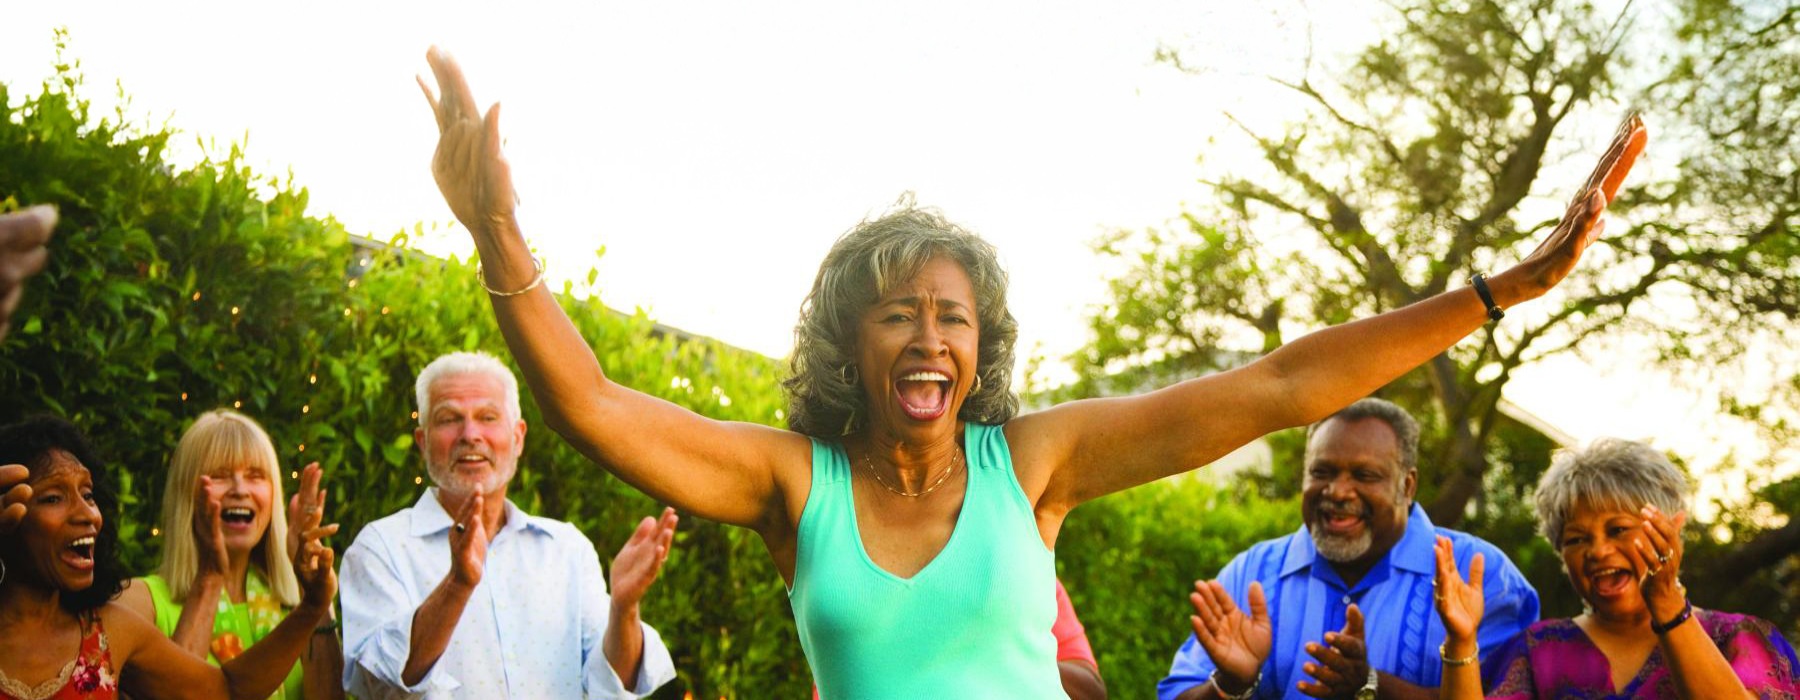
<box><xmin>1481</xmin><ymin>609</ymin><xmax>1800</xmax><ymax>699</ymax></box>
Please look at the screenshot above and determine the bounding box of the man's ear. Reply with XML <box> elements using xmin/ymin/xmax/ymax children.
<box><xmin>415</xmin><ymin>426</ymin><xmax>427</xmax><ymax>462</ymax></box>
<box><xmin>513</xmin><ymin>418</ymin><xmax>527</xmax><ymax>456</ymax></box>
<box><xmin>1402</xmin><ymin>468</ymin><xmax>1419</xmax><ymax>504</ymax></box>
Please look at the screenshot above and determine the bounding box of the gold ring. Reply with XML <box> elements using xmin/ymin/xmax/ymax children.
<box><xmin>454</xmin><ymin>522</ymin><xmax>467</xmax><ymax>534</ymax></box>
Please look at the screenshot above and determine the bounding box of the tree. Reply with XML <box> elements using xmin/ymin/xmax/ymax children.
<box><xmin>1068</xmin><ymin>0</ymin><xmax>1798</xmax><ymax>609</ymax></box>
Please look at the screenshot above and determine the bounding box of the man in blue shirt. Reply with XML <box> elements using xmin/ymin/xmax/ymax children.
<box><xmin>1160</xmin><ymin>398</ymin><xmax>1538</xmax><ymax>700</ymax></box>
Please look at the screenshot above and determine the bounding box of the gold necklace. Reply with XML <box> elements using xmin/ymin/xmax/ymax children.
<box><xmin>861</xmin><ymin>447</ymin><xmax>962</xmax><ymax>498</ymax></box>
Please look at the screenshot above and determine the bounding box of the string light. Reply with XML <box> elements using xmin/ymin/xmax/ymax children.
<box><xmin>233</xmin><ymin>400</ymin><xmax>242</xmax><ymax>409</ymax></box>
<box><xmin>151</xmin><ymin>528</ymin><xmax>160</xmax><ymax>537</ymax></box>
<box><xmin>291</xmin><ymin>471</ymin><xmax>299</xmax><ymax>479</ymax></box>
<box><xmin>413</xmin><ymin>476</ymin><xmax>423</xmax><ymax>485</ymax></box>
<box><xmin>180</xmin><ymin>392</ymin><xmax>188</xmax><ymax>401</ymax></box>
<box><xmin>410</xmin><ymin>411</ymin><xmax>419</xmax><ymax>420</ymax></box>
<box><xmin>231</xmin><ymin>306</ymin><xmax>240</xmax><ymax>315</ymax></box>
<box><xmin>343</xmin><ymin>308</ymin><xmax>352</xmax><ymax>317</ymax></box>
<box><xmin>298</xmin><ymin>443</ymin><xmax>306</xmax><ymax>452</ymax></box>
<box><xmin>191</xmin><ymin>291</ymin><xmax>201</xmax><ymax>302</ymax></box>
<box><xmin>309</xmin><ymin>374</ymin><xmax>317</xmax><ymax>385</ymax></box>
<box><xmin>302</xmin><ymin>404</ymin><xmax>310</xmax><ymax>414</ymax></box>
<box><xmin>381</xmin><ymin>306</ymin><xmax>391</xmax><ymax>315</ymax></box>
<box><xmin>348</xmin><ymin>279</ymin><xmax>359</xmax><ymax>288</ymax></box>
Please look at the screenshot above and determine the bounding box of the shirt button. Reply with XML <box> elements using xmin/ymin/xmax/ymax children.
<box><xmin>1342</xmin><ymin>595</ymin><xmax>1352</xmax><ymax>604</ymax></box>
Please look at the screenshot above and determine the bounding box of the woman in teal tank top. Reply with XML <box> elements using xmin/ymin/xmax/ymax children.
<box><xmin>118</xmin><ymin>410</ymin><xmax>344</xmax><ymax>700</ymax></box>
<box><xmin>417</xmin><ymin>47</ymin><xmax>1637</xmax><ymax>698</ymax></box>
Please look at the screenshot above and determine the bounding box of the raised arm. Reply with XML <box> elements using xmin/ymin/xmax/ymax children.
<box><xmin>417</xmin><ymin>47</ymin><xmax>804</xmax><ymax>530</ymax></box>
<box><xmin>1021</xmin><ymin>116</ymin><xmax>1647</xmax><ymax>511</ymax></box>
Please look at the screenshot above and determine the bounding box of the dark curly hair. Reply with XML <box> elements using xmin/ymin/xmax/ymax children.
<box><xmin>784</xmin><ymin>199</ymin><xmax>1020</xmax><ymax>437</ymax></box>
<box><xmin>0</xmin><ymin>416</ymin><xmax>129</xmax><ymax>614</ymax></box>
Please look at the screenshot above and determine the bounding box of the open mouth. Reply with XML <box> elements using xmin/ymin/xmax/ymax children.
<box><xmin>221</xmin><ymin>507</ymin><xmax>256</xmax><ymax>529</ymax></box>
<box><xmin>63</xmin><ymin>535</ymin><xmax>96</xmax><ymax>571</ymax></box>
<box><xmin>1589</xmin><ymin>567</ymin><xmax>1635</xmax><ymax>597</ymax></box>
<box><xmin>454</xmin><ymin>454</ymin><xmax>491</xmax><ymax>470</ymax></box>
<box><xmin>1316</xmin><ymin>503</ymin><xmax>1367</xmax><ymax>535</ymax></box>
<box><xmin>895</xmin><ymin>371</ymin><xmax>952</xmax><ymax>420</ymax></box>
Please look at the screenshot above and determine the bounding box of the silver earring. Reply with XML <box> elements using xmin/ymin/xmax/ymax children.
<box><xmin>970</xmin><ymin>374</ymin><xmax>983</xmax><ymax>396</ymax></box>
<box><xmin>1</xmin><ymin>558</ymin><xmax>7</xmax><ymax>585</ymax></box>
<box><xmin>838</xmin><ymin>364</ymin><xmax>859</xmax><ymax>386</ymax></box>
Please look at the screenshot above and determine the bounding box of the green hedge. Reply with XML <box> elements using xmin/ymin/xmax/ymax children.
<box><xmin>0</xmin><ymin>43</ymin><xmax>802</xmax><ymax>698</ymax></box>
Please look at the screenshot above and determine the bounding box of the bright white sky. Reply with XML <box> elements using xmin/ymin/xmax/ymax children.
<box><xmin>2</xmin><ymin>1</ymin><xmax>1787</xmax><ymax>503</ymax></box>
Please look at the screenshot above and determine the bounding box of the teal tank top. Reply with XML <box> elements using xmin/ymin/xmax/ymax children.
<box><xmin>790</xmin><ymin>422</ymin><xmax>1066</xmax><ymax>699</ymax></box>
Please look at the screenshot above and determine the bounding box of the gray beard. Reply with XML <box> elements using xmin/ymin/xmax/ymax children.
<box><xmin>1311</xmin><ymin>527</ymin><xmax>1374</xmax><ymax>563</ymax></box>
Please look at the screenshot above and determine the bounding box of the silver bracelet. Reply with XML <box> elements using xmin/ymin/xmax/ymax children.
<box><xmin>1209</xmin><ymin>668</ymin><xmax>1260</xmax><ymax>700</ymax></box>
<box><xmin>477</xmin><ymin>257</ymin><xmax>546</xmax><ymax>297</ymax></box>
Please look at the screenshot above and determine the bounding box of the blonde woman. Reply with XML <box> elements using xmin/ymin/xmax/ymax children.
<box><xmin>119</xmin><ymin>410</ymin><xmax>344</xmax><ymax>700</ymax></box>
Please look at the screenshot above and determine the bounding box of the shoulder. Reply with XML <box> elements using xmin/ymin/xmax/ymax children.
<box><xmin>347</xmin><ymin>505</ymin><xmax>417</xmax><ymax>550</ymax></box>
<box><xmin>1519</xmin><ymin>617</ymin><xmax>1582</xmax><ymax>644</ymax></box>
<box><xmin>96</xmin><ymin>599</ymin><xmax>165</xmax><ymax>659</ymax></box>
<box><xmin>117</xmin><ymin>578</ymin><xmax>159</xmax><ymax>621</ymax></box>
<box><xmin>1697</xmin><ymin>608</ymin><xmax>1787</xmax><ymax>644</ymax></box>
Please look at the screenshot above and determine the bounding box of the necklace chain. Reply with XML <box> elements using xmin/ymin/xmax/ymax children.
<box><xmin>861</xmin><ymin>446</ymin><xmax>962</xmax><ymax>498</ymax></box>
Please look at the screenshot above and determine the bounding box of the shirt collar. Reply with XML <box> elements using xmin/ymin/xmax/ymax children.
<box><xmin>1279</xmin><ymin>502</ymin><xmax>1437</xmax><ymax>578</ymax></box>
<box><xmin>408</xmin><ymin>487</ymin><xmax>548</xmax><ymax>538</ymax></box>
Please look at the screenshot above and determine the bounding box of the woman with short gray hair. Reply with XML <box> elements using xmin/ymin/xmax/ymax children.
<box><xmin>1433</xmin><ymin>439</ymin><xmax>1799</xmax><ymax>698</ymax></box>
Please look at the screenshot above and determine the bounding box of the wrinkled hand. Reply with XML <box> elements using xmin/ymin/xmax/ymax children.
<box><xmin>610</xmin><ymin>507</ymin><xmax>678</xmax><ymax>609</ymax></box>
<box><xmin>1433</xmin><ymin>536</ymin><xmax>1486</xmax><ymax>649</ymax></box>
<box><xmin>193</xmin><ymin>476</ymin><xmax>232</xmax><ymax>578</ymax></box>
<box><xmin>1499</xmin><ymin>114</ymin><xmax>1647</xmax><ymax>302</ymax></box>
<box><xmin>1626</xmin><ymin>505</ymin><xmax>1688</xmax><ymax>620</ymax></box>
<box><xmin>292</xmin><ymin>497</ymin><xmax>340</xmax><ymax>610</ymax></box>
<box><xmin>1298</xmin><ymin>604</ymin><xmax>1369</xmax><ymax>699</ymax></box>
<box><xmin>0</xmin><ymin>464</ymin><xmax>29</xmax><ymax>535</ymax></box>
<box><xmin>1188</xmin><ymin>579</ymin><xmax>1272</xmax><ymax>694</ymax></box>
<box><xmin>286</xmin><ymin>462</ymin><xmax>326</xmax><ymax>562</ymax></box>
<box><xmin>419</xmin><ymin>47</ymin><xmax>516</xmax><ymax>238</ymax></box>
<box><xmin>447</xmin><ymin>491</ymin><xmax>490</xmax><ymax>589</ymax></box>
<box><xmin>0</xmin><ymin>205</ymin><xmax>57</xmax><ymax>339</ymax></box>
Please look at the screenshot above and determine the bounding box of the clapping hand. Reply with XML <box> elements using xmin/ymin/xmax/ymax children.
<box><xmin>1626</xmin><ymin>505</ymin><xmax>1688</xmax><ymax>621</ymax></box>
<box><xmin>610</xmin><ymin>507</ymin><xmax>678</xmax><ymax>609</ymax></box>
<box><xmin>193</xmin><ymin>476</ymin><xmax>232</xmax><ymax>579</ymax></box>
<box><xmin>447</xmin><ymin>491</ymin><xmax>490</xmax><ymax>589</ymax></box>
<box><xmin>1298</xmin><ymin>604</ymin><xmax>1370</xmax><ymax>698</ymax></box>
<box><xmin>1433</xmin><ymin>536</ymin><xmax>1486</xmax><ymax>648</ymax></box>
<box><xmin>291</xmin><ymin>470</ymin><xmax>340</xmax><ymax>610</ymax></box>
<box><xmin>1188</xmin><ymin>579</ymin><xmax>1272</xmax><ymax>696</ymax></box>
<box><xmin>0</xmin><ymin>464</ymin><xmax>29</xmax><ymax>535</ymax></box>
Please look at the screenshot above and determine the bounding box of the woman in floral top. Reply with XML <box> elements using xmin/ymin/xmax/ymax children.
<box><xmin>1433</xmin><ymin>438</ymin><xmax>1799</xmax><ymax>699</ymax></box>
<box><xmin>0</xmin><ymin>416</ymin><xmax>335</xmax><ymax>700</ymax></box>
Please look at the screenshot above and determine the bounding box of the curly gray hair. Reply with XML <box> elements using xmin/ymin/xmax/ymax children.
<box><xmin>1534</xmin><ymin>438</ymin><xmax>1690</xmax><ymax>544</ymax></box>
<box><xmin>783</xmin><ymin>201</ymin><xmax>1020</xmax><ymax>437</ymax></box>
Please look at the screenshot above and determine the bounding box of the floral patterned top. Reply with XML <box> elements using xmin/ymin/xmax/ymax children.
<box><xmin>1482</xmin><ymin>609</ymin><xmax>1800</xmax><ymax>699</ymax></box>
<box><xmin>0</xmin><ymin>613</ymin><xmax>117</xmax><ymax>700</ymax></box>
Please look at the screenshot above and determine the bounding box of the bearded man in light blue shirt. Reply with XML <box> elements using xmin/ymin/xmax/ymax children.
<box><xmin>341</xmin><ymin>352</ymin><xmax>679</xmax><ymax>699</ymax></box>
<box><xmin>1159</xmin><ymin>398</ymin><xmax>1539</xmax><ymax>700</ymax></box>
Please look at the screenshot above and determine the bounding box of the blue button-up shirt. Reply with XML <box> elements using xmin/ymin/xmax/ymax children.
<box><xmin>1158</xmin><ymin>504</ymin><xmax>1538</xmax><ymax>700</ymax></box>
<box><xmin>341</xmin><ymin>489</ymin><xmax>676</xmax><ymax>699</ymax></box>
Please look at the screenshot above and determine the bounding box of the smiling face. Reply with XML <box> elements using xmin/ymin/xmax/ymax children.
<box><xmin>417</xmin><ymin>371</ymin><xmax>526</xmax><ymax>498</ymax></box>
<box><xmin>854</xmin><ymin>255</ymin><xmax>981</xmax><ymax>442</ymax></box>
<box><xmin>1559</xmin><ymin>499</ymin><xmax>1651</xmax><ymax>618</ymax></box>
<box><xmin>13</xmin><ymin>450</ymin><xmax>103</xmax><ymax>592</ymax></box>
<box><xmin>201</xmin><ymin>461</ymin><xmax>275</xmax><ymax>557</ymax></box>
<box><xmin>1302</xmin><ymin>416</ymin><xmax>1416</xmax><ymax>568</ymax></box>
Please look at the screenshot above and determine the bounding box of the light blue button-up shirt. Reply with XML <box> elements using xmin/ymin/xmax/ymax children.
<box><xmin>1158</xmin><ymin>504</ymin><xmax>1538</xmax><ymax>700</ymax></box>
<box><xmin>341</xmin><ymin>489</ymin><xmax>676</xmax><ymax>699</ymax></box>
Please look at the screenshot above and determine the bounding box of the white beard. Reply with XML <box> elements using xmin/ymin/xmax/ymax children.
<box><xmin>1311</xmin><ymin>527</ymin><xmax>1374</xmax><ymax>563</ymax></box>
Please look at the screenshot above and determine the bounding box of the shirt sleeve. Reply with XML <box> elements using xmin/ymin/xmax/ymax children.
<box><xmin>578</xmin><ymin>535</ymin><xmax>677</xmax><ymax>699</ymax></box>
<box><xmin>340</xmin><ymin>529</ymin><xmax>460</xmax><ymax>699</ymax></box>
<box><xmin>1052</xmin><ymin>579</ymin><xmax>1097</xmax><ymax>667</ymax></box>
<box><xmin>1717</xmin><ymin>614</ymin><xmax>1800</xmax><ymax>697</ymax></box>
<box><xmin>1158</xmin><ymin>552</ymin><xmax>1256</xmax><ymax>700</ymax></box>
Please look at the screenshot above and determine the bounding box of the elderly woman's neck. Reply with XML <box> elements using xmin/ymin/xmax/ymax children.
<box><xmin>1579</xmin><ymin>607</ymin><xmax>1653</xmax><ymax>639</ymax></box>
<box><xmin>221</xmin><ymin>547</ymin><xmax>255</xmax><ymax>602</ymax></box>
<box><xmin>858</xmin><ymin>429</ymin><xmax>964</xmax><ymax>486</ymax></box>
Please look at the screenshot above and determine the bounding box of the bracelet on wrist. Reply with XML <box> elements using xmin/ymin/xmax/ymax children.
<box><xmin>1209</xmin><ymin>668</ymin><xmax>1260</xmax><ymax>700</ymax></box>
<box><xmin>1651</xmin><ymin>599</ymin><xmax>1693</xmax><ymax>636</ymax></box>
<box><xmin>1439</xmin><ymin>641</ymin><xmax>1479</xmax><ymax>667</ymax></box>
<box><xmin>1470</xmin><ymin>273</ymin><xmax>1505</xmax><ymax>321</ymax></box>
<box><xmin>477</xmin><ymin>257</ymin><xmax>547</xmax><ymax>297</ymax></box>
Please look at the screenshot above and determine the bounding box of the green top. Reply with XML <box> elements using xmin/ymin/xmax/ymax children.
<box><xmin>142</xmin><ymin>572</ymin><xmax>304</xmax><ymax>700</ymax></box>
<box><xmin>789</xmin><ymin>422</ymin><xmax>1066</xmax><ymax>699</ymax></box>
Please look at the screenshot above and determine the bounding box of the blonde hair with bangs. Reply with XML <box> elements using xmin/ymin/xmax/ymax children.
<box><xmin>155</xmin><ymin>409</ymin><xmax>300</xmax><ymax>606</ymax></box>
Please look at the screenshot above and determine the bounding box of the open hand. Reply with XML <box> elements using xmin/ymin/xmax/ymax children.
<box><xmin>193</xmin><ymin>476</ymin><xmax>232</xmax><ymax>578</ymax></box>
<box><xmin>610</xmin><ymin>507</ymin><xmax>678</xmax><ymax>609</ymax></box>
<box><xmin>292</xmin><ymin>506</ymin><xmax>339</xmax><ymax>611</ymax></box>
<box><xmin>1496</xmin><ymin>115</ymin><xmax>1647</xmax><ymax>303</ymax></box>
<box><xmin>1433</xmin><ymin>536</ymin><xmax>1486</xmax><ymax>646</ymax></box>
<box><xmin>419</xmin><ymin>47</ymin><xmax>516</xmax><ymax>239</ymax></box>
<box><xmin>447</xmin><ymin>491</ymin><xmax>490</xmax><ymax>589</ymax></box>
<box><xmin>286</xmin><ymin>462</ymin><xmax>326</xmax><ymax>562</ymax></box>
<box><xmin>1298</xmin><ymin>604</ymin><xmax>1369</xmax><ymax>698</ymax></box>
<box><xmin>0</xmin><ymin>464</ymin><xmax>29</xmax><ymax>535</ymax></box>
<box><xmin>1626</xmin><ymin>505</ymin><xmax>1688</xmax><ymax>620</ymax></box>
<box><xmin>1189</xmin><ymin>579</ymin><xmax>1272</xmax><ymax>694</ymax></box>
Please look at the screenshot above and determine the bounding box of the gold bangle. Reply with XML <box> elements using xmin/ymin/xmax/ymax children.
<box><xmin>1440</xmin><ymin>641</ymin><xmax>1478</xmax><ymax>667</ymax></box>
<box><xmin>477</xmin><ymin>257</ymin><xmax>546</xmax><ymax>297</ymax></box>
